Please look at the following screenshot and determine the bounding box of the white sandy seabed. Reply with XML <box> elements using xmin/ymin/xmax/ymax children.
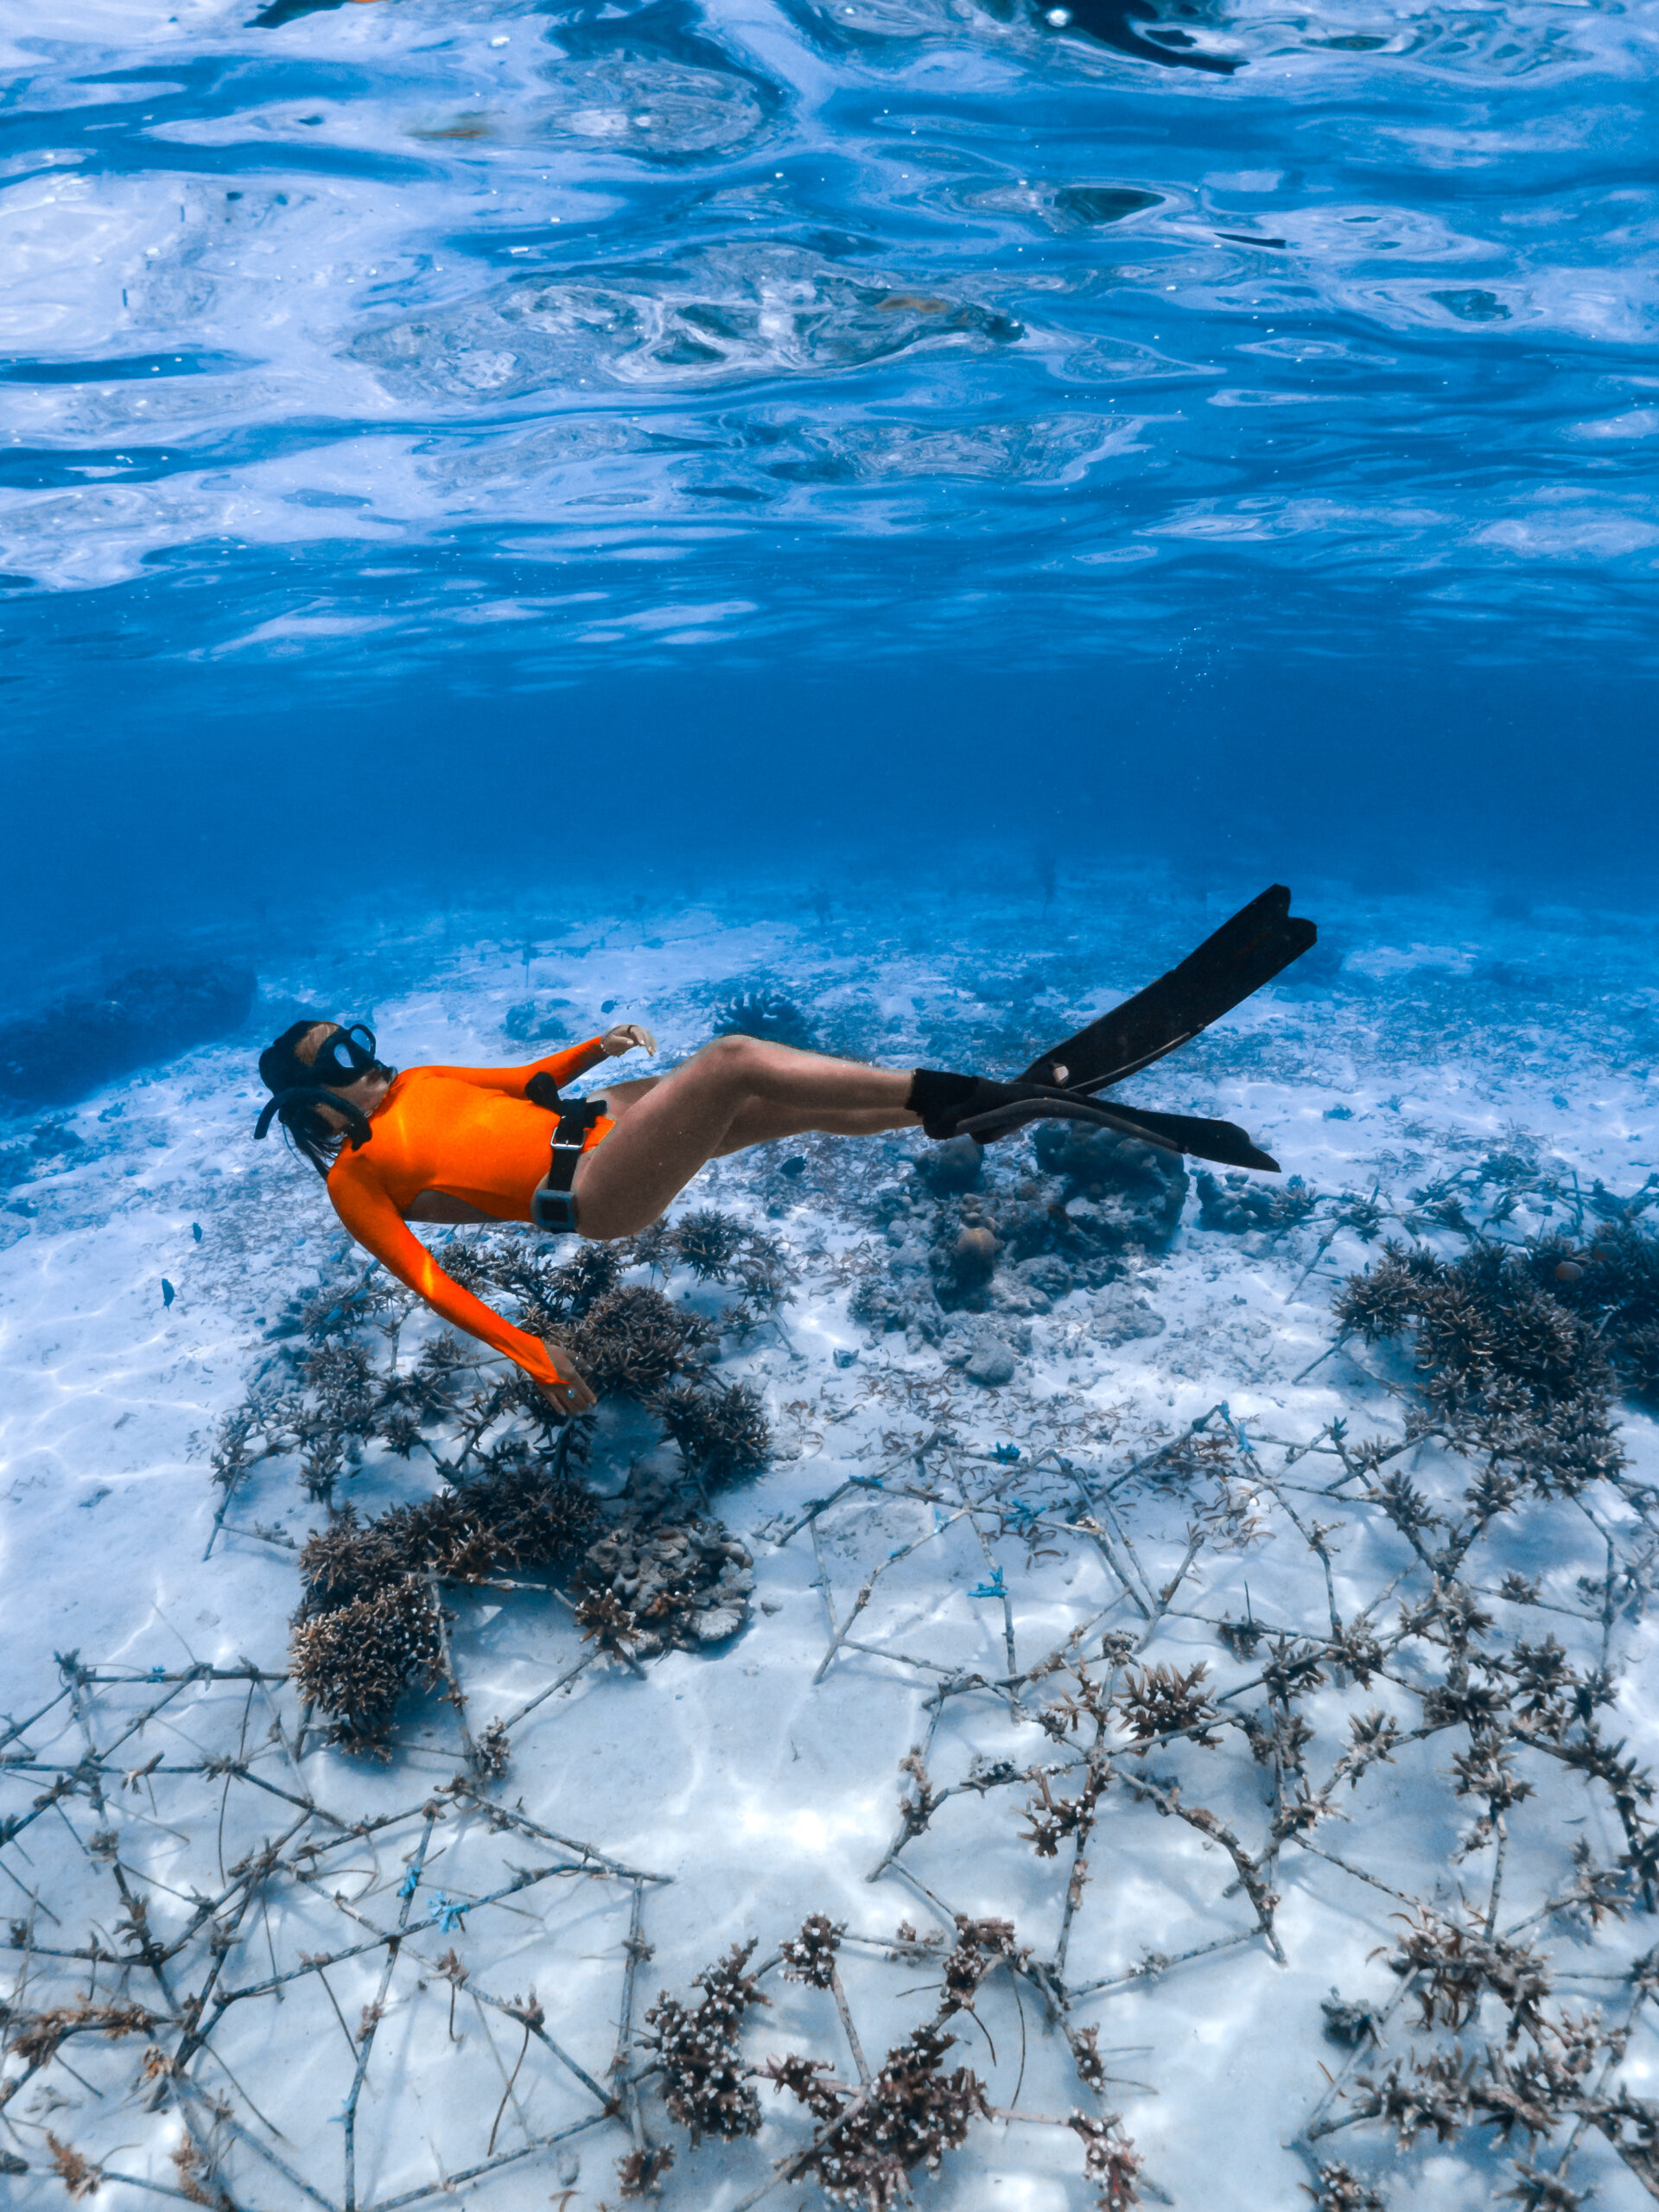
<box><xmin>3</xmin><ymin>872</ymin><xmax>1659</xmax><ymax>2212</ymax></box>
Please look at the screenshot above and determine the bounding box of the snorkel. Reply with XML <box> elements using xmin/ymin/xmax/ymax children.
<box><xmin>252</xmin><ymin>1084</ymin><xmax>374</xmax><ymax>1148</ymax></box>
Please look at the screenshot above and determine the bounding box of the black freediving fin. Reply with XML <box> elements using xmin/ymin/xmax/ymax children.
<box><xmin>957</xmin><ymin>1090</ymin><xmax>1279</xmax><ymax>1173</ymax></box>
<box><xmin>1020</xmin><ymin>883</ymin><xmax>1317</xmax><ymax>1096</ymax></box>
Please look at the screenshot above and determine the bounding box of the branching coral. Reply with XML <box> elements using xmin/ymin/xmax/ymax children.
<box><xmin>652</xmin><ymin>1378</ymin><xmax>772</xmax><ymax>1485</ymax></box>
<box><xmin>714</xmin><ymin>990</ymin><xmax>816</xmax><ymax>1051</ymax></box>
<box><xmin>1335</xmin><ymin>1240</ymin><xmax>1632</xmax><ymax>1495</ymax></box>
<box><xmin>765</xmin><ymin>2021</ymin><xmax>990</xmax><ymax>2210</ymax></box>
<box><xmin>289</xmin><ymin>1574</ymin><xmax>446</xmax><ymax>1751</ymax></box>
<box><xmin>643</xmin><ymin>1941</ymin><xmax>770</xmax><ymax>2144</ymax></box>
<box><xmin>210</xmin><ymin>1230</ymin><xmax>776</xmax><ymax>1747</ymax></box>
<box><xmin>567</xmin><ymin>1284</ymin><xmax>716</xmax><ymax>1397</ymax></box>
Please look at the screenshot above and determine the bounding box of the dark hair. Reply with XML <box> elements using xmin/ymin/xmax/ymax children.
<box><xmin>257</xmin><ymin>1017</ymin><xmax>359</xmax><ymax>1179</ymax></box>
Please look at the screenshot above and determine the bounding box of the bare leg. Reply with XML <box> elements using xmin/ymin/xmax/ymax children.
<box><xmin>573</xmin><ymin>1035</ymin><xmax>918</xmax><ymax>1239</ymax></box>
<box><xmin>711</xmin><ymin>1100</ymin><xmax>912</xmax><ymax>1152</ymax></box>
<box><xmin>590</xmin><ymin>1074</ymin><xmax>906</xmax><ymax>1150</ymax></box>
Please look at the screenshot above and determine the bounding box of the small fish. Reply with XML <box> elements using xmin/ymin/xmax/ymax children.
<box><xmin>191</xmin><ymin>1222</ymin><xmax>202</xmax><ymax>1243</ymax></box>
<box><xmin>1554</xmin><ymin>1260</ymin><xmax>1585</xmax><ymax>1283</ymax></box>
<box><xmin>162</xmin><ymin>1278</ymin><xmax>176</xmax><ymax>1307</ymax></box>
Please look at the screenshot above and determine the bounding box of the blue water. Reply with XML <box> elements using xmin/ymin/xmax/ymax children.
<box><xmin>3</xmin><ymin>0</ymin><xmax>1656</xmax><ymax>988</ymax></box>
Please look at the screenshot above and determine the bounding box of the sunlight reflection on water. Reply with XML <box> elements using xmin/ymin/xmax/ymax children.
<box><xmin>1</xmin><ymin>0</ymin><xmax>1656</xmax><ymax>668</ymax></box>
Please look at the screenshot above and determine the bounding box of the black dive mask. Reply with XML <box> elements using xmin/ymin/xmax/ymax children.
<box><xmin>308</xmin><ymin>1022</ymin><xmax>385</xmax><ymax>1084</ymax></box>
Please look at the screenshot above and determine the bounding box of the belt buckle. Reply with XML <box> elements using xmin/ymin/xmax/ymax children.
<box><xmin>532</xmin><ymin>1185</ymin><xmax>580</xmax><ymax>1234</ymax></box>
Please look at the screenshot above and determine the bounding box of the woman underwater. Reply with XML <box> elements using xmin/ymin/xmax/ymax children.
<box><xmin>257</xmin><ymin>1019</ymin><xmax>1008</xmax><ymax>1418</ymax></box>
<box><xmin>253</xmin><ymin>893</ymin><xmax>1312</xmax><ymax>1417</ymax></box>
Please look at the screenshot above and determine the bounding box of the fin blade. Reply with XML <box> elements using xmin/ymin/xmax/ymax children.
<box><xmin>1020</xmin><ymin>884</ymin><xmax>1317</xmax><ymax>1094</ymax></box>
<box><xmin>1101</xmin><ymin>1103</ymin><xmax>1281</xmax><ymax>1174</ymax></box>
<box><xmin>957</xmin><ymin>1093</ymin><xmax>1278</xmax><ymax>1173</ymax></box>
<box><xmin>957</xmin><ymin>1095</ymin><xmax>1182</xmax><ymax>1154</ymax></box>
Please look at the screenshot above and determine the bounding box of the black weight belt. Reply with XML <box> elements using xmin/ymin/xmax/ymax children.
<box><xmin>525</xmin><ymin>1071</ymin><xmax>607</xmax><ymax>1235</ymax></box>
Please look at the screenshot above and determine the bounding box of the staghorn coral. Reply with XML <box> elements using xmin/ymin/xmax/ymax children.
<box><xmin>1383</xmin><ymin>1907</ymin><xmax>1551</xmax><ymax>2041</ymax></box>
<box><xmin>616</xmin><ymin>2144</ymin><xmax>676</xmax><ymax>2195</ymax></box>
<box><xmin>1071</xmin><ymin>2110</ymin><xmax>1143</xmax><ymax>2210</ymax></box>
<box><xmin>1304</xmin><ymin>2164</ymin><xmax>1385</xmax><ymax>2211</ymax></box>
<box><xmin>296</xmin><ymin>1463</ymin><xmax>599</xmax><ymax>1614</ymax></box>
<box><xmin>567</xmin><ymin>1283</ymin><xmax>716</xmax><ymax>1397</ymax></box>
<box><xmin>661</xmin><ymin>1207</ymin><xmax>747</xmax><ymax>1281</ymax></box>
<box><xmin>289</xmin><ymin>1577</ymin><xmax>445</xmax><ymax>1752</ymax></box>
<box><xmin>290</xmin><ymin>1465</ymin><xmax>600</xmax><ymax>1746</ymax></box>
<box><xmin>651</xmin><ymin>1378</ymin><xmax>771</xmax><ymax>1485</ymax></box>
<box><xmin>938</xmin><ymin>1916</ymin><xmax>1027</xmax><ymax>2016</ymax></box>
<box><xmin>635</xmin><ymin>1208</ymin><xmax>796</xmax><ymax>1327</ymax></box>
<box><xmin>764</xmin><ymin>2020</ymin><xmax>990</xmax><ymax>2210</ymax></box>
<box><xmin>1335</xmin><ymin>1240</ymin><xmax>1626</xmax><ymax>1496</ymax></box>
<box><xmin>643</xmin><ymin>1941</ymin><xmax>770</xmax><ymax>2144</ymax></box>
<box><xmin>779</xmin><ymin>1913</ymin><xmax>844</xmax><ymax>1989</ymax></box>
<box><xmin>1117</xmin><ymin>1662</ymin><xmax>1219</xmax><ymax>1747</ymax></box>
<box><xmin>219</xmin><ymin>1232</ymin><xmax>774</xmax><ymax>1751</ymax></box>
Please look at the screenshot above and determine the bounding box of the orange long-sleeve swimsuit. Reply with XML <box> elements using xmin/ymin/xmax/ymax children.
<box><xmin>326</xmin><ymin>1039</ymin><xmax>611</xmax><ymax>1392</ymax></box>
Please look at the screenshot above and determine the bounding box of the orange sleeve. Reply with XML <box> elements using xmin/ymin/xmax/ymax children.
<box><xmin>326</xmin><ymin>1153</ymin><xmax>562</xmax><ymax>1390</ymax></box>
<box><xmin>419</xmin><ymin>1038</ymin><xmax>608</xmax><ymax>1096</ymax></box>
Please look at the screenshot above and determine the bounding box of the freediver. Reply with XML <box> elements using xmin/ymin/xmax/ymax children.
<box><xmin>255</xmin><ymin>887</ymin><xmax>1313</xmax><ymax>1419</ymax></box>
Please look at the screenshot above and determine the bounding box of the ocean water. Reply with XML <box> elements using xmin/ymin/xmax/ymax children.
<box><xmin>3</xmin><ymin>0</ymin><xmax>1659</xmax><ymax>980</ymax></box>
<box><xmin>4</xmin><ymin>3</ymin><xmax>1659</xmax><ymax>2210</ymax></box>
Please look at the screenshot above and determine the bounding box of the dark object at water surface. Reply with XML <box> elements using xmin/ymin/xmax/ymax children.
<box><xmin>1040</xmin><ymin>0</ymin><xmax>1239</xmax><ymax>73</ymax></box>
<box><xmin>249</xmin><ymin>0</ymin><xmax>349</xmax><ymax>24</ymax></box>
<box><xmin>0</xmin><ymin>964</ymin><xmax>255</xmax><ymax>1108</ymax></box>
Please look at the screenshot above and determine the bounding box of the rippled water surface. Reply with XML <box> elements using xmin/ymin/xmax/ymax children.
<box><xmin>4</xmin><ymin>0</ymin><xmax>1656</xmax><ymax>671</ymax></box>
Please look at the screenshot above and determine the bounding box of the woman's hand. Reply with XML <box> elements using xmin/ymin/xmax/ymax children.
<box><xmin>601</xmin><ymin>1023</ymin><xmax>657</xmax><ymax>1058</ymax></box>
<box><xmin>537</xmin><ymin>1336</ymin><xmax>597</xmax><ymax>1418</ymax></box>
